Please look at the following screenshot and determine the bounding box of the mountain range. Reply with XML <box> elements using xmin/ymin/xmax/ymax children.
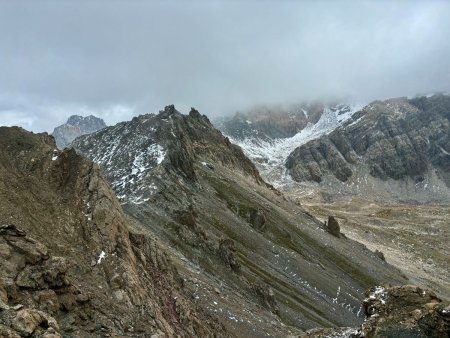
<box><xmin>0</xmin><ymin>96</ymin><xmax>449</xmax><ymax>337</ymax></box>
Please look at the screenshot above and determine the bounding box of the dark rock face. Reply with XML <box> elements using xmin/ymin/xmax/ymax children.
<box><xmin>218</xmin><ymin>238</ymin><xmax>241</xmax><ymax>272</ymax></box>
<box><xmin>374</xmin><ymin>250</ymin><xmax>385</xmax><ymax>261</ymax></box>
<box><xmin>52</xmin><ymin>115</ymin><xmax>106</xmax><ymax>149</ymax></box>
<box><xmin>326</xmin><ymin>216</ymin><xmax>340</xmax><ymax>237</ymax></box>
<box><xmin>286</xmin><ymin>95</ymin><xmax>450</xmax><ymax>191</ymax></box>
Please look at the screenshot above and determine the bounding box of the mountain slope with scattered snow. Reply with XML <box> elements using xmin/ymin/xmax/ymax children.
<box><xmin>219</xmin><ymin>103</ymin><xmax>363</xmax><ymax>187</ymax></box>
<box><xmin>285</xmin><ymin>95</ymin><xmax>450</xmax><ymax>203</ymax></box>
<box><xmin>71</xmin><ymin>105</ymin><xmax>407</xmax><ymax>336</ymax></box>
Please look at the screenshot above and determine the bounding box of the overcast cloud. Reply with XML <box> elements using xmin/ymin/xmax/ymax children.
<box><xmin>1</xmin><ymin>0</ymin><xmax>450</xmax><ymax>132</ymax></box>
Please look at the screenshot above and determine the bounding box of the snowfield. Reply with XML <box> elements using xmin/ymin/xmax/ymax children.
<box><xmin>227</xmin><ymin>104</ymin><xmax>363</xmax><ymax>188</ymax></box>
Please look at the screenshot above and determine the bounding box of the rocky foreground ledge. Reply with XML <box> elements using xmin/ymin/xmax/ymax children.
<box><xmin>304</xmin><ymin>284</ymin><xmax>450</xmax><ymax>338</ymax></box>
<box><xmin>0</xmin><ymin>224</ymin><xmax>76</xmax><ymax>337</ymax></box>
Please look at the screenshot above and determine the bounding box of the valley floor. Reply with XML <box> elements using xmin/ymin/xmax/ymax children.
<box><xmin>294</xmin><ymin>195</ymin><xmax>450</xmax><ymax>302</ymax></box>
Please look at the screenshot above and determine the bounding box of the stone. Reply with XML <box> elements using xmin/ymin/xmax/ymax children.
<box><xmin>4</xmin><ymin>234</ymin><xmax>49</xmax><ymax>264</ymax></box>
<box><xmin>326</xmin><ymin>216</ymin><xmax>340</xmax><ymax>237</ymax></box>
<box><xmin>0</xmin><ymin>324</ymin><xmax>20</xmax><ymax>338</ymax></box>
<box><xmin>249</xmin><ymin>208</ymin><xmax>266</xmax><ymax>231</ymax></box>
<box><xmin>374</xmin><ymin>249</ymin><xmax>385</xmax><ymax>261</ymax></box>
<box><xmin>0</xmin><ymin>279</ymin><xmax>8</xmax><ymax>303</ymax></box>
<box><xmin>12</xmin><ymin>309</ymin><xmax>47</xmax><ymax>335</ymax></box>
<box><xmin>35</xmin><ymin>290</ymin><xmax>59</xmax><ymax>314</ymax></box>
<box><xmin>218</xmin><ymin>238</ymin><xmax>241</xmax><ymax>272</ymax></box>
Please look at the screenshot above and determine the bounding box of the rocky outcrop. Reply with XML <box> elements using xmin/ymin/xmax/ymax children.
<box><xmin>325</xmin><ymin>216</ymin><xmax>341</xmax><ymax>237</ymax></box>
<box><xmin>0</xmin><ymin>224</ymin><xmax>82</xmax><ymax>338</ymax></box>
<box><xmin>52</xmin><ymin>115</ymin><xmax>106</xmax><ymax>149</ymax></box>
<box><xmin>360</xmin><ymin>285</ymin><xmax>450</xmax><ymax>337</ymax></box>
<box><xmin>0</xmin><ymin>126</ymin><xmax>225</xmax><ymax>337</ymax></box>
<box><xmin>303</xmin><ymin>285</ymin><xmax>450</xmax><ymax>338</ymax></box>
<box><xmin>286</xmin><ymin>95</ymin><xmax>450</xmax><ymax>189</ymax></box>
<box><xmin>71</xmin><ymin>105</ymin><xmax>264</xmax><ymax>205</ymax></box>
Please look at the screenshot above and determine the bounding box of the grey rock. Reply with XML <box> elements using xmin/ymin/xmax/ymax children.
<box><xmin>52</xmin><ymin>115</ymin><xmax>106</xmax><ymax>149</ymax></box>
<box><xmin>285</xmin><ymin>95</ymin><xmax>450</xmax><ymax>202</ymax></box>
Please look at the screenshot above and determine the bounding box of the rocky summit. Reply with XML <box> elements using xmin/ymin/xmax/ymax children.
<box><xmin>52</xmin><ymin>115</ymin><xmax>106</xmax><ymax>149</ymax></box>
<box><xmin>72</xmin><ymin>105</ymin><xmax>411</xmax><ymax>337</ymax></box>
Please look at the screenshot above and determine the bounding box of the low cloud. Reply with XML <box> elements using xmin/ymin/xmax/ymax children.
<box><xmin>1</xmin><ymin>1</ymin><xmax>450</xmax><ymax>131</ymax></box>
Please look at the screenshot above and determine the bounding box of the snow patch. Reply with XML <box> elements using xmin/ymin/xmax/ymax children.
<box><xmin>228</xmin><ymin>103</ymin><xmax>362</xmax><ymax>187</ymax></box>
<box><xmin>439</xmin><ymin>146</ymin><xmax>450</xmax><ymax>156</ymax></box>
<box><xmin>148</xmin><ymin>144</ymin><xmax>165</xmax><ymax>164</ymax></box>
<box><xmin>97</xmin><ymin>250</ymin><xmax>106</xmax><ymax>264</ymax></box>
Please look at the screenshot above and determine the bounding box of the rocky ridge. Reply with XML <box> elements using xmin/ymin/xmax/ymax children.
<box><xmin>0</xmin><ymin>126</ymin><xmax>225</xmax><ymax>337</ymax></box>
<box><xmin>52</xmin><ymin>115</ymin><xmax>106</xmax><ymax>149</ymax></box>
<box><xmin>72</xmin><ymin>106</ymin><xmax>408</xmax><ymax>336</ymax></box>
<box><xmin>285</xmin><ymin>95</ymin><xmax>450</xmax><ymax>203</ymax></box>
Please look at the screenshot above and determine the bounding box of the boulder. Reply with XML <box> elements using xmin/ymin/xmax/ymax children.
<box><xmin>326</xmin><ymin>216</ymin><xmax>340</xmax><ymax>237</ymax></box>
<box><xmin>12</xmin><ymin>308</ymin><xmax>59</xmax><ymax>336</ymax></box>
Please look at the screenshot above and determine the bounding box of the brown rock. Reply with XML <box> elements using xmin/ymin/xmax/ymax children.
<box><xmin>15</xmin><ymin>257</ymin><xmax>70</xmax><ymax>290</ymax></box>
<box><xmin>35</xmin><ymin>290</ymin><xmax>59</xmax><ymax>314</ymax></box>
<box><xmin>12</xmin><ymin>309</ymin><xmax>47</xmax><ymax>335</ymax></box>
<box><xmin>0</xmin><ymin>324</ymin><xmax>20</xmax><ymax>338</ymax></box>
<box><xmin>218</xmin><ymin>238</ymin><xmax>241</xmax><ymax>272</ymax></box>
<box><xmin>4</xmin><ymin>233</ymin><xmax>49</xmax><ymax>264</ymax></box>
<box><xmin>0</xmin><ymin>279</ymin><xmax>8</xmax><ymax>304</ymax></box>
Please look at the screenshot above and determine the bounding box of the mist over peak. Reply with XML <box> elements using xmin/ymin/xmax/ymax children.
<box><xmin>1</xmin><ymin>1</ymin><xmax>449</xmax><ymax>131</ymax></box>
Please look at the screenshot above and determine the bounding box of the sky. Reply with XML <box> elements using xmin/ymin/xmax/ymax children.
<box><xmin>1</xmin><ymin>0</ymin><xmax>450</xmax><ymax>132</ymax></box>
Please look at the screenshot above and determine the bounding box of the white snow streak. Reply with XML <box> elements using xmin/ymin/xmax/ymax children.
<box><xmin>97</xmin><ymin>250</ymin><xmax>106</xmax><ymax>264</ymax></box>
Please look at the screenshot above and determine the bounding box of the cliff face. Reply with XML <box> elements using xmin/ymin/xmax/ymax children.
<box><xmin>72</xmin><ymin>106</ymin><xmax>408</xmax><ymax>336</ymax></box>
<box><xmin>285</xmin><ymin>95</ymin><xmax>450</xmax><ymax>203</ymax></box>
<box><xmin>52</xmin><ymin>115</ymin><xmax>106</xmax><ymax>149</ymax></box>
<box><xmin>0</xmin><ymin>127</ymin><xmax>225</xmax><ymax>337</ymax></box>
<box><xmin>216</xmin><ymin>101</ymin><xmax>356</xmax><ymax>142</ymax></box>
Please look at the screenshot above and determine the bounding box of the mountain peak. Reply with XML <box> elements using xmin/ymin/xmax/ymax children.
<box><xmin>72</xmin><ymin>106</ymin><xmax>263</xmax><ymax>205</ymax></box>
<box><xmin>52</xmin><ymin>114</ymin><xmax>106</xmax><ymax>149</ymax></box>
